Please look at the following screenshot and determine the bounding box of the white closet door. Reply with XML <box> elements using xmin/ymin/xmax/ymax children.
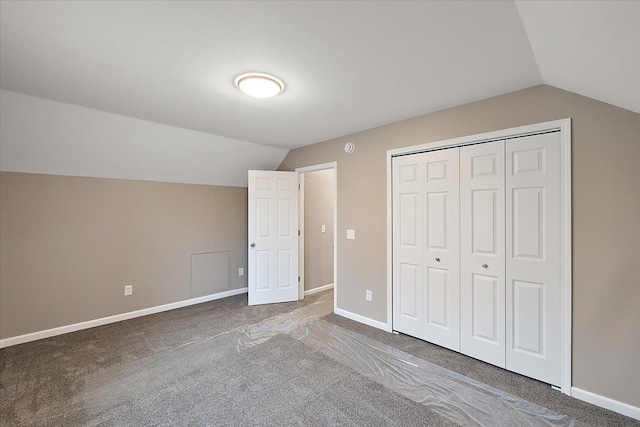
<box><xmin>422</xmin><ymin>148</ymin><xmax>460</xmax><ymax>351</ymax></box>
<box><xmin>393</xmin><ymin>154</ymin><xmax>424</xmax><ymax>338</ymax></box>
<box><xmin>460</xmin><ymin>141</ymin><xmax>506</xmax><ymax>368</ymax></box>
<box><xmin>506</xmin><ymin>132</ymin><xmax>561</xmax><ymax>386</ymax></box>
<box><xmin>393</xmin><ymin>149</ymin><xmax>460</xmax><ymax>350</ymax></box>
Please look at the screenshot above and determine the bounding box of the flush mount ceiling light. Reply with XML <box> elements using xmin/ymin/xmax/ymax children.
<box><xmin>234</xmin><ymin>72</ymin><xmax>284</xmax><ymax>98</ymax></box>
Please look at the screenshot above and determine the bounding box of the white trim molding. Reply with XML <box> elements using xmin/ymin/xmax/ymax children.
<box><xmin>386</xmin><ymin>118</ymin><xmax>572</xmax><ymax>395</ymax></box>
<box><xmin>560</xmin><ymin>119</ymin><xmax>573</xmax><ymax>396</ymax></box>
<box><xmin>0</xmin><ymin>287</ymin><xmax>248</xmax><ymax>349</ymax></box>
<box><xmin>572</xmin><ymin>387</ymin><xmax>640</xmax><ymax>421</ymax></box>
<box><xmin>335</xmin><ymin>307</ymin><xmax>392</xmax><ymax>332</ymax></box>
<box><xmin>295</xmin><ymin>162</ymin><xmax>338</xmax><ymax>173</ymax></box>
<box><xmin>298</xmin><ymin>172</ymin><xmax>306</xmax><ymax>299</ymax></box>
<box><xmin>304</xmin><ymin>283</ymin><xmax>334</xmax><ymax>296</ymax></box>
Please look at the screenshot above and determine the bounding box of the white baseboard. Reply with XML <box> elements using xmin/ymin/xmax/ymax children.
<box><xmin>0</xmin><ymin>287</ymin><xmax>248</xmax><ymax>349</ymax></box>
<box><xmin>335</xmin><ymin>307</ymin><xmax>391</xmax><ymax>332</ymax></box>
<box><xmin>304</xmin><ymin>283</ymin><xmax>334</xmax><ymax>296</ymax></box>
<box><xmin>572</xmin><ymin>387</ymin><xmax>640</xmax><ymax>421</ymax></box>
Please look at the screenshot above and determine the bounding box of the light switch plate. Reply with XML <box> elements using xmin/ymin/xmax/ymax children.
<box><xmin>321</xmin><ymin>224</ymin><xmax>326</xmax><ymax>233</ymax></box>
<box><xmin>238</xmin><ymin>268</ymin><xmax>244</xmax><ymax>276</ymax></box>
<box><xmin>347</xmin><ymin>229</ymin><xmax>355</xmax><ymax>240</ymax></box>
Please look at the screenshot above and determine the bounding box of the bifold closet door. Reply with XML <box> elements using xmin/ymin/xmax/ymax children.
<box><xmin>393</xmin><ymin>132</ymin><xmax>563</xmax><ymax>385</ymax></box>
<box><xmin>460</xmin><ymin>141</ymin><xmax>506</xmax><ymax>368</ymax></box>
<box><xmin>392</xmin><ymin>149</ymin><xmax>460</xmax><ymax>351</ymax></box>
<box><xmin>393</xmin><ymin>154</ymin><xmax>424</xmax><ymax>339</ymax></box>
<box><xmin>505</xmin><ymin>132</ymin><xmax>561</xmax><ymax>386</ymax></box>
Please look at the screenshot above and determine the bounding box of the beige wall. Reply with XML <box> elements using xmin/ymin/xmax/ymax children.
<box><xmin>303</xmin><ymin>169</ymin><xmax>334</xmax><ymax>291</ymax></box>
<box><xmin>279</xmin><ymin>85</ymin><xmax>640</xmax><ymax>407</ymax></box>
<box><xmin>0</xmin><ymin>172</ymin><xmax>247</xmax><ymax>339</ymax></box>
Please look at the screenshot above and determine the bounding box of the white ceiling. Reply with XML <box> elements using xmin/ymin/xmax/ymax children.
<box><xmin>0</xmin><ymin>1</ymin><xmax>638</xmax><ymax>151</ymax></box>
<box><xmin>0</xmin><ymin>90</ymin><xmax>288</xmax><ymax>187</ymax></box>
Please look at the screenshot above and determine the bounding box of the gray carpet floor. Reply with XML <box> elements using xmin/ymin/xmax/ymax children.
<box><xmin>88</xmin><ymin>334</ymin><xmax>455</xmax><ymax>427</ymax></box>
<box><xmin>0</xmin><ymin>290</ymin><xmax>638</xmax><ymax>426</ymax></box>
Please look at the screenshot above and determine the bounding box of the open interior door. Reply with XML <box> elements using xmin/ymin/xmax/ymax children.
<box><xmin>248</xmin><ymin>170</ymin><xmax>299</xmax><ymax>305</ymax></box>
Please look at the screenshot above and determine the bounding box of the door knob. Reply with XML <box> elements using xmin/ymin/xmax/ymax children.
<box><xmin>482</xmin><ymin>263</ymin><xmax>488</xmax><ymax>268</ymax></box>
<box><xmin>435</xmin><ymin>257</ymin><xmax>441</xmax><ymax>262</ymax></box>
<box><xmin>250</xmin><ymin>243</ymin><xmax>256</xmax><ymax>248</ymax></box>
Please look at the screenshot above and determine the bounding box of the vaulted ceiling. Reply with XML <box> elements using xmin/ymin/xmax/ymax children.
<box><xmin>1</xmin><ymin>1</ymin><xmax>638</xmax><ymax>150</ymax></box>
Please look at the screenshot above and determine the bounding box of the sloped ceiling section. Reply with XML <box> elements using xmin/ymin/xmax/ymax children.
<box><xmin>515</xmin><ymin>1</ymin><xmax>640</xmax><ymax>114</ymax></box>
<box><xmin>0</xmin><ymin>90</ymin><xmax>288</xmax><ymax>187</ymax></box>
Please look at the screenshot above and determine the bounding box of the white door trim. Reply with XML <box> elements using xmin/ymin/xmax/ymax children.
<box><xmin>295</xmin><ymin>162</ymin><xmax>338</xmax><ymax>313</ymax></box>
<box><xmin>386</xmin><ymin>118</ymin><xmax>572</xmax><ymax>395</ymax></box>
<box><xmin>298</xmin><ymin>172</ymin><xmax>306</xmax><ymax>299</ymax></box>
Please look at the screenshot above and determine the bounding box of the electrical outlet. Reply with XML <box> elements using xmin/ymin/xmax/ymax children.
<box><xmin>124</xmin><ymin>284</ymin><xmax>133</xmax><ymax>296</ymax></box>
<box><xmin>238</xmin><ymin>268</ymin><xmax>244</xmax><ymax>276</ymax></box>
<box><xmin>347</xmin><ymin>229</ymin><xmax>355</xmax><ymax>240</ymax></box>
<box><xmin>321</xmin><ymin>224</ymin><xmax>326</xmax><ymax>233</ymax></box>
<box><xmin>366</xmin><ymin>290</ymin><xmax>372</xmax><ymax>301</ymax></box>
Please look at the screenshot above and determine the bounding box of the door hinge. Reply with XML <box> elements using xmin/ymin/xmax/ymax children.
<box><xmin>298</xmin><ymin>230</ymin><xmax>300</xmax><ymax>236</ymax></box>
<box><xmin>298</xmin><ymin>184</ymin><xmax>301</xmax><ymax>190</ymax></box>
<box><xmin>298</xmin><ymin>276</ymin><xmax>300</xmax><ymax>282</ymax></box>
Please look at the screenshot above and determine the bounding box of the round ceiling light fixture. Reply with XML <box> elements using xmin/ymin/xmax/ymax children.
<box><xmin>234</xmin><ymin>72</ymin><xmax>284</xmax><ymax>98</ymax></box>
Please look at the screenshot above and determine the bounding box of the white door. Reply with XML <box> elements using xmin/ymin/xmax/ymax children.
<box><xmin>460</xmin><ymin>141</ymin><xmax>506</xmax><ymax>368</ymax></box>
<box><xmin>505</xmin><ymin>132</ymin><xmax>561</xmax><ymax>386</ymax></box>
<box><xmin>393</xmin><ymin>149</ymin><xmax>460</xmax><ymax>351</ymax></box>
<box><xmin>248</xmin><ymin>170</ymin><xmax>299</xmax><ymax>305</ymax></box>
<box><xmin>392</xmin><ymin>155</ymin><xmax>424</xmax><ymax>338</ymax></box>
<box><xmin>422</xmin><ymin>148</ymin><xmax>460</xmax><ymax>350</ymax></box>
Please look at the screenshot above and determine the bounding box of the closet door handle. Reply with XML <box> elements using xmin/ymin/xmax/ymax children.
<box><xmin>435</xmin><ymin>257</ymin><xmax>440</xmax><ymax>262</ymax></box>
<box><xmin>482</xmin><ymin>263</ymin><xmax>488</xmax><ymax>268</ymax></box>
<box><xmin>250</xmin><ymin>243</ymin><xmax>256</xmax><ymax>248</ymax></box>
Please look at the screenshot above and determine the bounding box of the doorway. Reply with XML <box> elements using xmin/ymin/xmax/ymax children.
<box><xmin>297</xmin><ymin>163</ymin><xmax>337</xmax><ymax>309</ymax></box>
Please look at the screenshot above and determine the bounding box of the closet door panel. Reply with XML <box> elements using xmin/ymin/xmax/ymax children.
<box><xmin>471</xmin><ymin>273</ymin><xmax>500</xmax><ymax>343</ymax></box>
<box><xmin>393</xmin><ymin>156</ymin><xmax>424</xmax><ymax>338</ymax></box>
<box><xmin>422</xmin><ymin>148</ymin><xmax>460</xmax><ymax>351</ymax></box>
<box><xmin>460</xmin><ymin>141</ymin><xmax>506</xmax><ymax>368</ymax></box>
<box><xmin>392</xmin><ymin>149</ymin><xmax>460</xmax><ymax>350</ymax></box>
<box><xmin>506</xmin><ymin>132</ymin><xmax>561</xmax><ymax>386</ymax></box>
